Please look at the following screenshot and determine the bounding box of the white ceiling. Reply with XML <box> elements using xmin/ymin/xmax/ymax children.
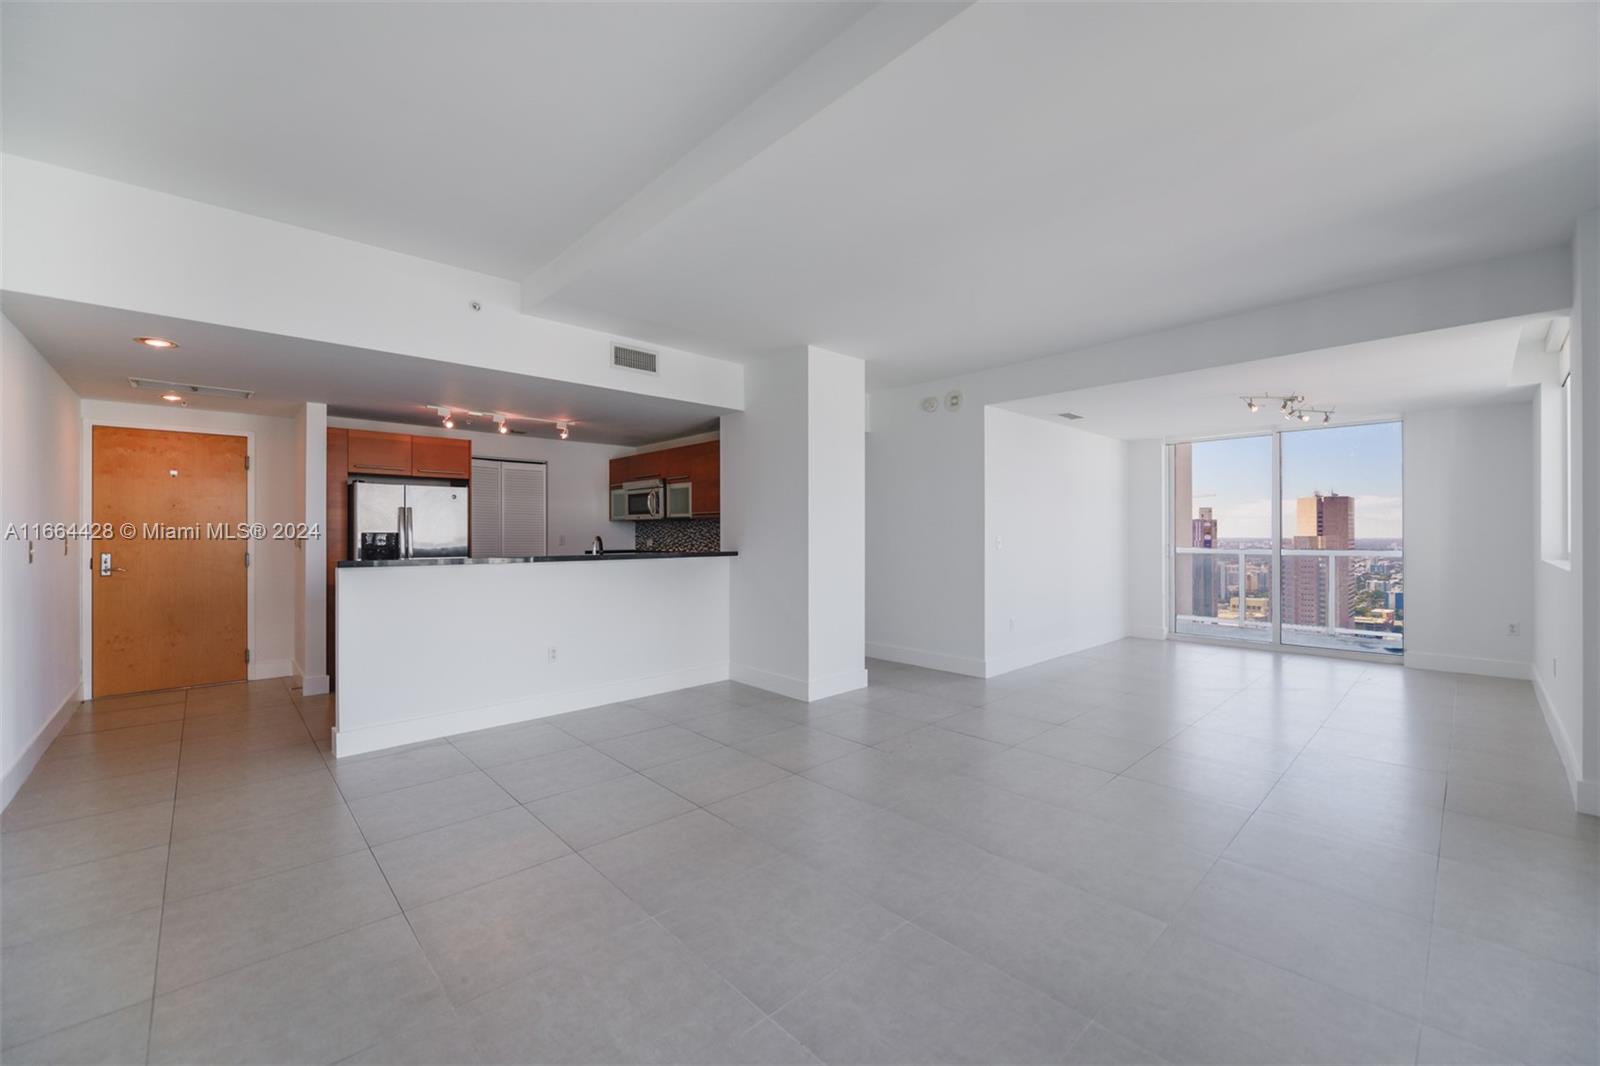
<box><xmin>1</xmin><ymin>294</ymin><xmax>726</xmax><ymax>445</ymax></box>
<box><xmin>4</xmin><ymin>2</ymin><xmax>1596</xmax><ymax>393</ymax></box>
<box><xmin>1001</xmin><ymin>317</ymin><xmax>1542</xmax><ymax>441</ymax></box>
<box><xmin>0</xmin><ymin>1</ymin><xmax>861</xmax><ymax>278</ymax></box>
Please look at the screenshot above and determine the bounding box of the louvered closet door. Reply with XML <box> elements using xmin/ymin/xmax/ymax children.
<box><xmin>470</xmin><ymin>458</ymin><xmax>503</xmax><ymax>558</ymax></box>
<box><xmin>500</xmin><ymin>462</ymin><xmax>548</xmax><ymax>556</ymax></box>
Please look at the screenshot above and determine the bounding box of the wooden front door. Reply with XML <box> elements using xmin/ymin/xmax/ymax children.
<box><xmin>92</xmin><ymin>426</ymin><xmax>249</xmax><ymax>696</ymax></box>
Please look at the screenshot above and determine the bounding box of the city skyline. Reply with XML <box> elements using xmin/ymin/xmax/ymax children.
<box><xmin>1186</xmin><ymin>422</ymin><xmax>1403</xmax><ymax>540</ymax></box>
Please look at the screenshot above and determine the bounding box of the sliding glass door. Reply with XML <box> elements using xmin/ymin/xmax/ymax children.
<box><xmin>1171</xmin><ymin>422</ymin><xmax>1403</xmax><ymax>657</ymax></box>
<box><xmin>1172</xmin><ymin>435</ymin><xmax>1274</xmax><ymax>643</ymax></box>
<box><xmin>1279</xmin><ymin>422</ymin><xmax>1403</xmax><ymax>654</ymax></box>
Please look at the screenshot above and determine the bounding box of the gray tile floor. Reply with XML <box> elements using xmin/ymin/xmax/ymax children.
<box><xmin>2</xmin><ymin>640</ymin><xmax>1596</xmax><ymax>1064</ymax></box>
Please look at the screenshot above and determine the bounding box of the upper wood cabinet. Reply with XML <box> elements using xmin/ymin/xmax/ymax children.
<box><xmin>608</xmin><ymin>440</ymin><xmax>719</xmax><ymax>515</ymax></box>
<box><xmin>347</xmin><ymin>430</ymin><xmax>412</xmax><ymax>476</ymax></box>
<box><xmin>410</xmin><ymin>436</ymin><xmax>472</xmax><ymax>480</ymax></box>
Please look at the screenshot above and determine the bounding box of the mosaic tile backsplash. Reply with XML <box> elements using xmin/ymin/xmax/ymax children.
<box><xmin>633</xmin><ymin>518</ymin><xmax>721</xmax><ymax>553</ymax></box>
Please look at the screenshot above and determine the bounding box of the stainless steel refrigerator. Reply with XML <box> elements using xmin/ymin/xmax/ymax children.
<box><xmin>350</xmin><ymin>480</ymin><xmax>469</xmax><ymax>560</ymax></box>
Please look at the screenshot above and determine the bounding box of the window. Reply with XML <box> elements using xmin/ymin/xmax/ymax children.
<box><xmin>1170</xmin><ymin>421</ymin><xmax>1403</xmax><ymax>656</ymax></box>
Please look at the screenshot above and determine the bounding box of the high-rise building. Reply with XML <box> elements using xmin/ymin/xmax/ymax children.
<box><xmin>1192</xmin><ymin>507</ymin><xmax>1220</xmax><ymax>617</ymax></box>
<box><xmin>1286</xmin><ymin>492</ymin><xmax>1355</xmax><ymax>629</ymax></box>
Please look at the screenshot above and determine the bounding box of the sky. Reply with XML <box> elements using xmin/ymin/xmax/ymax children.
<box><xmin>1187</xmin><ymin>421</ymin><xmax>1403</xmax><ymax>540</ymax></box>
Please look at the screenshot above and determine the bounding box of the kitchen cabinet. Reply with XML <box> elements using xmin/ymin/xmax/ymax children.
<box><xmin>411</xmin><ymin>435</ymin><xmax>471</xmax><ymax>479</ymax></box>
<box><xmin>608</xmin><ymin>440</ymin><xmax>719</xmax><ymax>516</ymax></box>
<box><xmin>347</xmin><ymin>430</ymin><xmax>412</xmax><ymax>476</ymax></box>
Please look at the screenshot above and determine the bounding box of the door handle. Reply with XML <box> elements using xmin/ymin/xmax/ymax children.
<box><xmin>99</xmin><ymin>552</ymin><xmax>128</xmax><ymax>576</ymax></box>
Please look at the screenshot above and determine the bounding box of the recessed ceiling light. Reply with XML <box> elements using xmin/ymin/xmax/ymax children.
<box><xmin>136</xmin><ymin>336</ymin><xmax>178</xmax><ymax>349</ymax></box>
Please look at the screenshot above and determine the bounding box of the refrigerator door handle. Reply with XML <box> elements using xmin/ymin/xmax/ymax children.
<box><xmin>399</xmin><ymin>506</ymin><xmax>412</xmax><ymax>558</ymax></box>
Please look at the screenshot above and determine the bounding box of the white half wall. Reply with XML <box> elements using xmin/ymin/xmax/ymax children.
<box><xmin>2</xmin><ymin>315</ymin><xmax>83</xmax><ymax>808</ymax></box>
<box><xmin>724</xmin><ymin>346</ymin><xmax>867</xmax><ymax>699</ymax></box>
<box><xmin>1403</xmin><ymin>401</ymin><xmax>1536</xmax><ymax>679</ymax></box>
<box><xmin>78</xmin><ymin>400</ymin><xmax>299</xmax><ymax>690</ymax></box>
<box><xmin>984</xmin><ymin>408</ymin><xmax>1130</xmax><ymax>676</ymax></box>
<box><xmin>335</xmin><ymin>557</ymin><xmax>730</xmax><ymax>757</ymax></box>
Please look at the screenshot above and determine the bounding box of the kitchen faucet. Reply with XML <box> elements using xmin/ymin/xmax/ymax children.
<box><xmin>590</xmin><ymin>535</ymin><xmax>603</xmax><ymax>556</ymax></box>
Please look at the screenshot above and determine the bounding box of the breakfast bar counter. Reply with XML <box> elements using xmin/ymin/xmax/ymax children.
<box><xmin>334</xmin><ymin>552</ymin><xmax>734</xmax><ymax>757</ymax></box>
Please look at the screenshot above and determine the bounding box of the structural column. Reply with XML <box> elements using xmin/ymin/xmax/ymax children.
<box><xmin>723</xmin><ymin>346</ymin><xmax>867</xmax><ymax>700</ymax></box>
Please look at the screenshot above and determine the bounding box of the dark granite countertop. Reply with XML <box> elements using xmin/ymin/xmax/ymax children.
<box><xmin>338</xmin><ymin>550</ymin><xmax>736</xmax><ymax>568</ymax></box>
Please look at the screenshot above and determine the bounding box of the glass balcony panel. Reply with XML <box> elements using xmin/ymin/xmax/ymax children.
<box><xmin>1174</xmin><ymin>552</ymin><xmax>1273</xmax><ymax>643</ymax></box>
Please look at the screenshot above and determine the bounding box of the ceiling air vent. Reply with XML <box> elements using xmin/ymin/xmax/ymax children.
<box><xmin>1056</xmin><ymin>411</ymin><xmax>1084</xmax><ymax>421</ymax></box>
<box><xmin>612</xmin><ymin>344</ymin><xmax>658</xmax><ymax>374</ymax></box>
<box><xmin>130</xmin><ymin>377</ymin><xmax>255</xmax><ymax>401</ymax></box>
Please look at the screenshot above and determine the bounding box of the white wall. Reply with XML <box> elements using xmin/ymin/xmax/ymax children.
<box><xmin>78</xmin><ymin>400</ymin><xmax>299</xmax><ymax>688</ymax></box>
<box><xmin>806</xmin><ymin>349</ymin><xmax>867</xmax><ymax>696</ymax></box>
<box><xmin>723</xmin><ymin>351</ymin><xmax>813</xmax><ymax>693</ymax></box>
<box><xmin>1533</xmin><ymin>210</ymin><xmax>1595</xmax><ymax>813</ymax></box>
<box><xmin>2</xmin><ymin>316</ymin><xmax>83</xmax><ymax>807</ymax></box>
<box><xmin>865</xmin><ymin>378</ymin><xmax>987</xmax><ymax>674</ymax></box>
<box><xmin>1403</xmin><ymin>402</ymin><xmax>1536</xmax><ymax>678</ymax></box>
<box><xmin>724</xmin><ymin>346</ymin><xmax>868</xmax><ymax>699</ymax></box>
<box><xmin>983</xmin><ymin>409</ymin><xmax>1130</xmax><ymax>676</ymax></box>
<box><xmin>329</xmin><ymin>416</ymin><xmax>632</xmax><ymax>553</ymax></box>
<box><xmin>1124</xmin><ymin>439</ymin><xmax>1168</xmax><ymax>641</ymax></box>
<box><xmin>864</xmin><ymin>250</ymin><xmax>1574</xmax><ymax>680</ymax></box>
<box><xmin>336</xmin><ymin>557</ymin><xmax>730</xmax><ymax>756</ymax></box>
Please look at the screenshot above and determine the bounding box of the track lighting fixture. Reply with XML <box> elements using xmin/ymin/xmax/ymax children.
<box><xmin>557</xmin><ymin>421</ymin><xmax>570</xmax><ymax>440</ymax></box>
<box><xmin>1243</xmin><ymin>393</ymin><xmax>1332</xmax><ymax>425</ymax></box>
<box><xmin>493</xmin><ymin>414</ymin><xmax>509</xmax><ymax>434</ymax></box>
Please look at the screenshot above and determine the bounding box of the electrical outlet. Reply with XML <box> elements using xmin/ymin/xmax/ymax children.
<box><xmin>547</xmin><ymin>647</ymin><xmax>558</xmax><ymax>662</ymax></box>
<box><xmin>558</xmin><ymin>534</ymin><xmax>565</xmax><ymax>547</ymax></box>
<box><xmin>1507</xmin><ymin>622</ymin><xmax>1520</xmax><ymax>636</ymax></box>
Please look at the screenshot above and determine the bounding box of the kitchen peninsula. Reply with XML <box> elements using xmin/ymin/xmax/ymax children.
<box><xmin>333</xmin><ymin>551</ymin><xmax>736</xmax><ymax>757</ymax></box>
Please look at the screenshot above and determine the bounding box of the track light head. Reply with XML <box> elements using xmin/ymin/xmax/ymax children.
<box><xmin>557</xmin><ymin>421</ymin><xmax>570</xmax><ymax>440</ymax></box>
<box><xmin>1245</xmin><ymin>398</ymin><xmax>1258</xmax><ymax>413</ymax></box>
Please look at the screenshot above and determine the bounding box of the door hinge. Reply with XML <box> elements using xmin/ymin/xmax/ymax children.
<box><xmin>245</xmin><ymin>648</ymin><xmax>251</xmax><ymax>664</ymax></box>
<box><xmin>244</xmin><ymin>455</ymin><xmax>251</xmax><ymax>470</ymax></box>
<box><xmin>244</xmin><ymin>551</ymin><xmax>251</xmax><ymax>568</ymax></box>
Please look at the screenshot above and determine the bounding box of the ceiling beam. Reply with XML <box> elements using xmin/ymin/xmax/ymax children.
<box><xmin>519</xmin><ymin>1</ymin><xmax>971</xmax><ymax>312</ymax></box>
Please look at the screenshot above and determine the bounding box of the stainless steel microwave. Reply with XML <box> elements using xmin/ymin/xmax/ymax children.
<box><xmin>610</xmin><ymin>478</ymin><xmax>694</xmax><ymax>520</ymax></box>
<box><xmin>611</xmin><ymin>478</ymin><xmax>663</xmax><ymax>521</ymax></box>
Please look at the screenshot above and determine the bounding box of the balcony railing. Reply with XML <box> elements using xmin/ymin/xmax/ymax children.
<box><xmin>1173</xmin><ymin>546</ymin><xmax>1402</xmax><ymax>655</ymax></box>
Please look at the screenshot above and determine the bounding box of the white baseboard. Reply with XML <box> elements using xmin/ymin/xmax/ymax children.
<box><xmin>864</xmin><ymin>641</ymin><xmax>987</xmax><ymax>678</ymax></box>
<box><xmin>3</xmin><ymin>680</ymin><xmax>82</xmax><ymax>811</ymax></box>
<box><xmin>1127</xmin><ymin>625</ymin><xmax>1168</xmax><ymax>641</ymax></box>
<box><xmin>292</xmin><ymin>659</ymin><xmax>331</xmax><ymax>696</ymax></box>
<box><xmin>804</xmin><ymin>666</ymin><xmax>870</xmax><ymax>701</ymax></box>
<box><xmin>249</xmin><ymin>658</ymin><xmax>295</xmax><ymax>682</ymax></box>
<box><xmin>983</xmin><ymin>631</ymin><xmax>1128</xmax><ymax>679</ymax></box>
<box><xmin>1531</xmin><ymin>667</ymin><xmax>1597</xmax><ymax>816</ymax></box>
<box><xmin>730</xmin><ymin>663</ymin><xmax>871</xmax><ymax>702</ymax></box>
<box><xmin>333</xmin><ymin>661</ymin><xmax>729</xmax><ymax>759</ymax></box>
<box><xmin>1402</xmin><ymin>651</ymin><xmax>1531</xmax><ymax>680</ymax></box>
